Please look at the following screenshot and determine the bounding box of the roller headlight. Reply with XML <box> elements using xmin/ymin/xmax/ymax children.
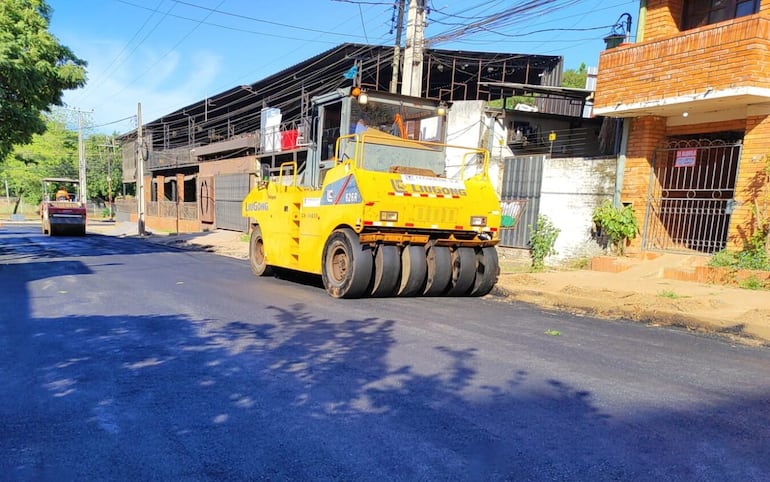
<box><xmin>470</xmin><ymin>216</ymin><xmax>487</xmax><ymax>227</ymax></box>
<box><xmin>380</xmin><ymin>211</ymin><xmax>399</xmax><ymax>222</ymax></box>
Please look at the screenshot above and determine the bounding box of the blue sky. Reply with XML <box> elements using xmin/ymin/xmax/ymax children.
<box><xmin>47</xmin><ymin>0</ymin><xmax>639</xmax><ymax>134</ymax></box>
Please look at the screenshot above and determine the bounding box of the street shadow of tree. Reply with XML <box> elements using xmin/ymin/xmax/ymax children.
<box><xmin>4</xmin><ymin>302</ymin><xmax>769</xmax><ymax>480</ymax></box>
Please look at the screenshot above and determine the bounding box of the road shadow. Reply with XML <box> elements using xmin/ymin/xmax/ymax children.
<box><xmin>2</xmin><ymin>225</ymin><xmax>769</xmax><ymax>480</ymax></box>
<box><xmin>1</xmin><ymin>304</ymin><xmax>768</xmax><ymax>480</ymax></box>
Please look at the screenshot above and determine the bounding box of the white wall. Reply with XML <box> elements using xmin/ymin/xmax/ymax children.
<box><xmin>445</xmin><ymin>101</ymin><xmax>511</xmax><ymax>192</ymax></box>
<box><xmin>538</xmin><ymin>156</ymin><xmax>616</xmax><ymax>262</ymax></box>
<box><xmin>445</xmin><ymin>100</ymin><xmax>617</xmax><ymax>263</ymax></box>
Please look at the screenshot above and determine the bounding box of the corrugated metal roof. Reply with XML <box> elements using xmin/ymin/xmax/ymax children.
<box><xmin>133</xmin><ymin>43</ymin><xmax>564</xmax><ymax>152</ymax></box>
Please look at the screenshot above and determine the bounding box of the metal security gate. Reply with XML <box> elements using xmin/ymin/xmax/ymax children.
<box><xmin>499</xmin><ymin>155</ymin><xmax>545</xmax><ymax>248</ymax></box>
<box><xmin>643</xmin><ymin>139</ymin><xmax>741</xmax><ymax>253</ymax></box>
<box><xmin>214</xmin><ymin>173</ymin><xmax>250</xmax><ymax>232</ymax></box>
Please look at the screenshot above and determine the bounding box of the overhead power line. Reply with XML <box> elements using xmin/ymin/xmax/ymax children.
<box><xmin>426</xmin><ymin>0</ymin><xmax>583</xmax><ymax>46</ymax></box>
<box><xmin>73</xmin><ymin>0</ymin><xmax>174</xmax><ymax>107</ymax></box>
<box><xmin>116</xmin><ymin>0</ymin><xmax>367</xmax><ymax>43</ymax></box>
<box><xmin>168</xmin><ymin>0</ymin><xmax>360</xmax><ymax>39</ymax></box>
<box><xmin>89</xmin><ymin>115</ymin><xmax>138</xmax><ymax>130</ymax></box>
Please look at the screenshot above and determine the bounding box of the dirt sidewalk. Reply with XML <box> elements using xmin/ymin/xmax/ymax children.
<box><xmin>89</xmin><ymin>221</ymin><xmax>770</xmax><ymax>347</ymax></box>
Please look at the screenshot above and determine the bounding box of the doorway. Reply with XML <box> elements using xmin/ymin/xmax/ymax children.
<box><xmin>643</xmin><ymin>138</ymin><xmax>742</xmax><ymax>253</ymax></box>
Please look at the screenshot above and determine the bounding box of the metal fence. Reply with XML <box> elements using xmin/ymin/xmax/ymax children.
<box><xmin>643</xmin><ymin>139</ymin><xmax>741</xmax><ymax>253</ymax></box>
<box><xmin>499</xmin><ymin>154</ymin><xmax>545</xmax><ymax>248</ymax></box>
<box><xmin>214</xmin><ymin>173</ymin><xmax>250</xmax><ymax>232</ymax></box>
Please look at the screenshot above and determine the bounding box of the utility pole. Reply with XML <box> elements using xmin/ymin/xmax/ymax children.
<box><xmin>401</xmin><ymin>0</ymin><xmax>426</xmax><ymax>97</ymax></box>
<box><xmin>77</xmin><ymin>110</ymin><xmax>88</xmax><ymax>205</ymax></box>
<box><xmin>136</xmin><ymin>102</ymin><xmax>146</xmax><ymax>236</ymax></box>
<box><xmin>99</xmin><ymin>139</ymin><xmax>117</xmax><ymax>220</ymax></box>
<box><xmin>109</xmin><ymin>137</ymin><xmax>115</xmax><ymax>220</ymax></box>
<box><xmin>389</xmin><ymin>0</ymin><xmax>406</xmax><ymax>94</ymax></box>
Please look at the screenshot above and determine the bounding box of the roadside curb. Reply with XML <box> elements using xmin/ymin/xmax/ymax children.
<box><xmin>494</xmin><ymin>285</ymin><xmax>769</xmax><ymax>347</ymax></box>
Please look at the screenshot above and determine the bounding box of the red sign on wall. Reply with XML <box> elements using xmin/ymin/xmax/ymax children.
<box><xmin>675</xmin><ymin>149</ymin><xmax>697</xmax><ymax>168</ymax></box>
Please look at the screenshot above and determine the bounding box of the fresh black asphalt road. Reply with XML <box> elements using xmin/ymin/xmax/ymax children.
<box><xmin>1</xmin><ymin>224</ymin><xmax>769</xmax><ymax>481</ymax></box>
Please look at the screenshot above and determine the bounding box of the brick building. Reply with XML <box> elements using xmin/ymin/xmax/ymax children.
<box><xmin>594</xmin><ymin>0</ymin><xmax>769</xmax><ymax>253</ymax></box>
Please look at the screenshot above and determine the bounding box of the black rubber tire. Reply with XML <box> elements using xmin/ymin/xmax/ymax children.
<box><xmin>445</xmin><ymin>247</ymin><xmax>476</xmax><ymax>296</ymax></box>
<box><xmin>469</xmin><ymin>246</ymin><xmax>500</xmax><ymax>297</ymax></box>
<box><xmin>370</xmin><ymin>244</ymin><xmax>401</xmax><ymax>297</ymax></box>
<box><xmin>322</xmin><ymin>228</ymin><xmax>373</xmax><ymax>298</ymax></box>
<box><xmin>423</xmin><ymin>244</ymin><xmax>451</xmax><ymax>296</ymax></box>
<box><xmin>249</xmin><ymin>226</ymin><xmax>273</xmax><ymax>277</ymax></box>
<box><xmin>398</xmin><ymin>245</ymin><xmax>428</xmax><ymax>296</ymax></box>
<box><xmin>49</xmin><ymin>224</ymin><xmax>58</xmax><ymax>237</ymax></box>
<box><xmin>78</xmin><ymin>224</ymin><xmax>87</xmax><ymax>236</ymax></box>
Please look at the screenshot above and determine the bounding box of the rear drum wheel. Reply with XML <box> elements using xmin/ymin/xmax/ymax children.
<box><xmin>445</xmin><ymin>247</ymin><xmax>475</xmax><ymax>296</ymax></box>
<box><xmin>249</xmin><ymin>226</ymin><xmax>273</xmax><ymax>276</ymax></box>
<box><xmin>423</xmin><ymin>244</ymin><xmax>451</xmax><ymax>296</ymax></box>
<box><xmin>322</xmin><ymin>228</ymin><xmax>373</xmax><ymax>298</ymax></box>
<box><xmin>370</xmin><ymin>244</ymin><xmax>401</xmax><ymax>297</ymax></box>
<box><xmin>469</xmin><ymin>247</ymin><xmax>499</xmax><ymax>297</ymax></box>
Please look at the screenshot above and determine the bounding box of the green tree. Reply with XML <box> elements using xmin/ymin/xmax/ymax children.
<box><xmin>0</xmin><ymin>110</ymin><xmax>78</xmax><ymax>205</ymax></box>
<box><xmin>84</xmin><ymin>133</ymin><xmax>123</xmax><ymax>202</ymax></box>
<box><xmin>0</xmin><ymin>0</ymin><xmax>87</xmax><ymax>161</ymax></box>
<box><xmin>561</xmin><ymin>63</ymin><xmax>588</xmax><ymax>89</ymax></box>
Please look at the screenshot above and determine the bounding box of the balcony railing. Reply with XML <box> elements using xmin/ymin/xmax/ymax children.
<box><xmin>146</xmin><ymin>201</ymin><xmax>198</xmax><ymax>220</ymax></box>
<box><xmin>147</xmin><ymin>146</ymin><xmax>199</xmax><ymax>171</ymax></box>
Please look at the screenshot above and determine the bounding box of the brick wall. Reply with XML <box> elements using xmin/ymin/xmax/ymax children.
<box><xmin>667</xmin><ymin>119</ymin><xmax>746</xmax><ymax>136</ymax></box>
<box><xmin>622</xmin><ymin>116</ymin><xmax>668</xmax><ymax>250</ymax></box>
<box><xmin>596</xmin><ymin>16</ymin><xmax>770</xmax><ymax>111</ymax></box>
<box><xmin>732</xmin><ymin>114</ymin><xmax>770</xmax><ymax>248</ymax></box>
<box><xmin>644</xmin><ymin>0</ymin><xmax>683</xmax><ymax>40</ymax></box>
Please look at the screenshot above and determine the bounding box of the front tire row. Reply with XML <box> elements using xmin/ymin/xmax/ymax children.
<box><xmin>249</xmin><ymin>225</ymin><xmax>500</xmax><ymax>299</ymax></box>
<box><xmin>320</xmin><ymin>228</ymin><xmax>499</xmax><ymax>299</ymax></box>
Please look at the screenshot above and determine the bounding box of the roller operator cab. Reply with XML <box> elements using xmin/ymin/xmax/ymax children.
<box><xmin>242</xmin><ymin>89</ymin><xmax>501</xmax><ymax>298</ymax></box>
<box><xmin>40</xmin><ymin>177</ymin><xmax>87</xmax><ymax>236</ymax></box>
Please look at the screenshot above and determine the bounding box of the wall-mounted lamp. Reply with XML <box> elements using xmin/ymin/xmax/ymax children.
<box><xmin>604</xmin><ymin>13</ymin><xmax>633</xmax><ymax>49</ymax></box>
<box><xmin>682</xmin><ymin>111</ymin><xmax>689</xmax><ymax>117</ymax></box>
<box><xmin>358</xmin><ymin>90</ymin><xmax>369</xmax><ymax>105</ymax></box>
<box><xmin>437</xmin><ymin>101</ymin><xmax>447</xmax><ymax>116</ymax></box>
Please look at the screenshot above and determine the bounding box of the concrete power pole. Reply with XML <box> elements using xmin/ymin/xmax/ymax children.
<box><xmin>136</xmin><ymin>102</ymin><xmax>146</xmax><ymax>236</ymax></box>
<box><xmin>401</xmin><ymin>0</ymin><xmax>426</xmax><ymax>97</ymax></box>
<box><xmin>389</xmin><ymin>0</ymin><xmax>406</xmax><ymax>94</ymax></box>
<box><xmin>77</xmin><ymin>110</ymin><xmax>87</xmax><ymax>205</ymax></box>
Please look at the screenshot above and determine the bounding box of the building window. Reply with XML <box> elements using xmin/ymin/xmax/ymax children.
<box><xmin>684</xmin><ymin>0</ymin><xmax>759</xmax><ymax>29</ymax></box>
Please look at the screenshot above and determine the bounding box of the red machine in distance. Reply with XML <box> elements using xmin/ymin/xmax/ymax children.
<box><xmin>40</xmin><ymin>177</ymin><xmax>87</xmax><ymax>236</ymax></box>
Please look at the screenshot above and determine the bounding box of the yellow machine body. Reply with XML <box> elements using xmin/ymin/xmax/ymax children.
<box><xmin>243</xmin><ymin>90</ymin><xmax>501</xmax><ymax>298</ymax></box>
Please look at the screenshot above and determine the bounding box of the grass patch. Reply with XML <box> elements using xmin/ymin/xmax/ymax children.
<box><xmin>657</xmin><ymin>289</ymin><xmax>686</xmax><ymax>299</ymax></box>
<box><xmin>738</xmin><ymin>276</ymin><xmax>766</xmax><ymax>290</ymax></box>
<box><xmin>567</xmin><ymin>256</ymin><xmax>590</xmax><ymax>270</ymax></box>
